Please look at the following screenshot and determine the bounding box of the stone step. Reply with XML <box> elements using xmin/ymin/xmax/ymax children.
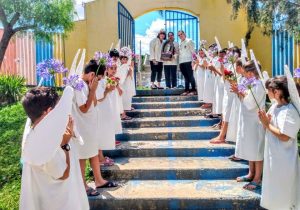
<box><xmin>126</xmin><ymin>108</ymin><xmax>209</xmax><ymax>118</ymax></box>
<box><xmin>101</xmin><ymin>157</ymin><xmax>247</xmax><ymax>180</ymax></box>
<box><xmin>117</xmin><ymin>126</ymin><xmax>219</xmax><ymax>141</ymax></box>
<box><xmin>132</xmin><ymin>101</ymin><xmax>203</xmax><ymax>109</ymax></box>
<box><xmin>88</xmin><ymin>180</ymin><xmax>261</xmax><ymax>210</ymax></box>
<box><xmin>122</xmin><ymin>116</ymin><xmax>220</xmax><ymax>128</ymax></box>
<box><xmin>132</xmin><ymin>95</ymin><xmax>198</xmax><ymax>103</ymax></box>
<box><xmin>104</xmin><ymin>140</ymin><xmax>235</xmax><ymax>158</ymax></box>
<box><xmin>136</xmin><ymin>89</ymin><xmax>185</xmax><ymax>96</ymax></box>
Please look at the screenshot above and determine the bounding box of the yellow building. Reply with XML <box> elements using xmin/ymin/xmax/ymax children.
<box><xmin>64</xmin><ymin>0</ymin><xmax>272</xmax><ymax>74</ymax></box>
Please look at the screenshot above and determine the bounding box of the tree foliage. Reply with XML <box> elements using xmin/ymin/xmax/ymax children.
<box><xmin>230</xmin><ymin>0</ymin><xmax>300</xmax><ymax>43</ymax></box>
<box><xmin>0</xmin><ymin>0</ymin><xmax>75</xmax><ymax>67</ymax></box>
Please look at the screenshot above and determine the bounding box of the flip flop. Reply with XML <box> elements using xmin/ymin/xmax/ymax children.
<box><xmin>243</xmin><ymin>181</ymin><xmax>261</xmax><ymax>191</ymax></box>
<box><xmin>96</xmin><ymin>181</ymin><xmax>118</xmax><ymax>189</ymax></box>
<box><xmin>115</xmin><ymin>140</ymin><xmax>121</xmax><ymax>146</ymax></box>
<box><xmin>86</xmin><ymin>187</ymin><xmax>100</xmax><ymax>196</ymax></box>
<box><xmin>228</xmin><ymin>155</ymin><xmax>242</xmax><ymax>162</ymax></box>
<box><xmin>100</xmin><ymin>157</ymin><xmax>114</xmax><ymax>166</ymax></box>
<box><xmin>237</xmin><ymin>176</ymin><xmax>253</xmax><ymax>182</ymax></box>
<box><xmin>181</xmin><ymin>92</ymin><xmax>189</xmax><ymax>96</ymax></box>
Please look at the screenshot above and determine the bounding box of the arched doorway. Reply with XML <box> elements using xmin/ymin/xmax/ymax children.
<box><xmin>118</xmin><ymin>2</ymin><xmax>200</xmax><ymax>52</ymax></box>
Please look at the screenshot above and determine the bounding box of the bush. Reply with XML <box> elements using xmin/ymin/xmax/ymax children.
<box><xmin>0</xmin><ymin>103</ymin><xmax>26</xmax><ymax>210</ymax></box>
<box><xmin>0</xmin><ymin>75</ymin><xmax>27</xmax><ymax>104</ymax></box>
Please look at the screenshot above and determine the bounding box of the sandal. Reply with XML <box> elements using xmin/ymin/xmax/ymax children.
<box><xmin>228</xmin><ymin>155</ymin><xmax>242</xmax><ymax>161</ymax></box>
<box><xmin>86</xmin><ymin>187</ymin><xmax>100</xmax><ymax>196</ymax></box>
<box><xmin>243</xmin><ymin>181</ymin><xmax>261</xmax><ymax>191</ymax></box>
<box><xmin>100</xmin><ymin>157</ymin><xmax>114</xmax><ymax>166</ymax></box>
<box><xmin>121</xmin><ymin>116</ymin><xmax>132</xmax><ymax>121</ymax></box>
<box><xmin>187</xmin><ymin>91</ymin><xmax>197</xmax><ymax>96</ymax></box>
<box><xmin>237</xmin><ymin>176</ymin><xmax>253</xmax><ymax>182</ymax></box>
<box><xmin>181</xmin><ymin>92</ymin><xmax>189</xmax><ymax>96</ymax></box>
<box><xmin>201</xmin><ymin>104</ymin><xmax>212</xmax><ymax>109</ymax></box>
<box><xmin>115</xmin><ymin>140</ymin><xmax>121</xmax><ymax>146</ymax></box>
<box><xmin>157</xmin><ymin>86</ymin><xmax>164</xmax><ymax>89</ymax></box>
<box><xmin>151</xmin><ymin>85</ymin><xmax>158</xmax><ymax>89</ymax></box>
<box><xmin>96</xmin><ymin>181</ymin><xmax>118</xmax><ymax>189</ymax></box>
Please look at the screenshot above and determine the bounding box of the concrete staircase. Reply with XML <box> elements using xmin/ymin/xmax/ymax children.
<box><xmin>89</xmin><ymin>89</ymin><xmax>262</xmax><ymax>210</ymax></box>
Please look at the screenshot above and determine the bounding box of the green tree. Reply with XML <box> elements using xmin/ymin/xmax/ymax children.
<box><xmin>229</xmin><ymin>0</ymin><xmax>300</xmax><ymax>44</ymax></box>
<box><xmin>0</xmin><ymin>0</ymin><xmax>75</xmax><ymax>68</ymax></box>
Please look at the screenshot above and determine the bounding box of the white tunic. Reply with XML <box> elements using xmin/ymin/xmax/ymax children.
<box><xmin>202</xmin><ymin>68</ymin><xmax>215</xmax><ymax>103</ymax></box>
<box><xmin>149</xmin><ymin>38</ymin><xmax>163</xmax><ymax>62</ymax></box>
<box><xmin>106</xmin><ymin>83</ymin><xmax>123</xmax><ymax>135</ymax></box>
<box><xmin>235</xmin><ymin>80</ymin><xmax>266</xmax><ymax>161</ymax></box>
<box><xmin>194</xmin><ymin>58</ymin><xmax>206</xmax><ymax>101</ymax></box>
<box><xmin>20</xmin><ymin>87</ymin><xmax>89</xmax><ymax>210</ymax></box>
<box><xmin>20</xmin><ymin>141</ymin><xmax>89</xmax><ymax>210</ymax></box>
<box><xmin>179</xmin><ymin>38</ymin><xmax>195</xmax><ymax>64</ymax></box>
<box><xmin>72</xmin><ymin>79</ymin><xmax>99</xmax><ymax>159</ymax></box>
<box><xmin>117</xmin><ymin>64</ymin><xmax>136</xmax><ymax>111</ymax></box>
<box><xmin>261</xmin><ymin>103</ymin><xmax>300</xmax><ymax>210</ymax></box>
<box><xmin>96</xmin><ymin>79</ymin><xmax>116</xmax><ymax>150</ymax></box>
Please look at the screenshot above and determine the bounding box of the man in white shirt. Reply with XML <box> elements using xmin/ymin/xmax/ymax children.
<box><xmin>161</xmin><ymin>32</ymin><xmax>179</xmax><ymax>89</ymax></box>
<box><xmin>178</xmin><ymin>30</ymin><xmax>196</xmax><ymax>95</ymax></box>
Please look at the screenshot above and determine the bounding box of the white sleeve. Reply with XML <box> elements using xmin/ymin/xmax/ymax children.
<box><xmin>243</xmin><ymin>81</ymin><xmax>266</xmax><ymax>111</ymax></box>
<box><xmin>96</xmin><ymin>84</ymin><xmax>105</xmax><ymax>100</ymax></box>
<box><xmin>42</xmin><ymin>148</ymin><xmax>67</xmax><ymax>180</ymax></box>
<box><xmin>278</xmin><ymin>105</ymin><xmax>300</xmax><ymax>139</ymax></box>
<box><xmin>74</xmin><ymin>89</ymin><xmax>88</xmax><ymax>107</ymax></box>
<box><xmin>149</xmin><ymin>39</ymin><xmax>155</xmax><ymax>61</ymax></box>
<box><xmin>188</xmin><ymin>40</ymin><xmax>195</xmax><ymax>54</ymax></box>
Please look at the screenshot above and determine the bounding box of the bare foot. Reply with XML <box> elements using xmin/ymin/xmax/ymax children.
<box><xmin>210</xmin><ymin>136</ymin><xmax>226</xmax><ymax>144</ymax></box>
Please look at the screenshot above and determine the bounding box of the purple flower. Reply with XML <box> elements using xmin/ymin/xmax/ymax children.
<box><xmin>36</xmin><ymin>59</ymin><xmax>68</xmax><ymax>81</ymax></box>
<box><xmin>63</xmin><ymin>74</ymin><xmax>84</xmax><ymax>91</ymax></box>
<box><xmin>192</xmin><ymin>52</ymin><xmax>198</xmax><ymax>61</ymax></box>
<box><xmin>238</xmin><ymin>77</ymin><xmax>258</xmax><ymax>93</ymax></box>
<box><xmin>294</xmin><ymin>68</ymin><xmax>300</xmax><ymax>78</ymax></box>
<box><xmin>94</xmin><ymin>51</ymin><xmax>112</xmax><ymax>67</ymax></box>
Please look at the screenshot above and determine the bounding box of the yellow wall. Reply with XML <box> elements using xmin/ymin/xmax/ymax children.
<box><xmin>64</xmin><ymin>0</ymin><xmax>272</xmax><ymax>74</ymax></box>
<box><xmin>64</xmin><ymin>20</ymin><xmax>87</xmax><ymax>68</ymax></box>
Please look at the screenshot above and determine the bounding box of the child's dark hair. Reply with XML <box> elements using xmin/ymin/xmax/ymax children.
<box><xmin>84</xmin><ymin>60</ymin><xmax>104</xmax><ymax>76</ymax></box>
<box><xmin>267</xmin><ymin>76</ymin><xmax>291</xmax><ymax>102</ymax></box>
<box><xmin>243</xmin><ymin>60</ymin><xmax>259</xmax><ymax>77</ymax></box>
<box><xmin>120</xmin><ymin>56</ymin><xmax>128</xmax><ymax>60</ymax></box>
<box><xmin>109</xmin><ymin>49</ymin><xmax>119</xmax><ymax>58</ymax></box>
<box><xmin>235</xmin><ymin>58</ymin><xmax>243</xmax><ymax>67</ymax></box>
<box><xmin>22</xmin><ymin>87</ymin><xmax>59</xmax><ymax>123</ymax></box>
<box><xmin>232</xmin><ymin>46</ymin><xmax>241</xmax><ymax>58</ymax></box>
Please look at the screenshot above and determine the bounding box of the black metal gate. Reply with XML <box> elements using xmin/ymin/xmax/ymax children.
<box><xmin>118</xmin><ymin>2</ymin><xmax>135</xmax><ymax>51</ymax></box>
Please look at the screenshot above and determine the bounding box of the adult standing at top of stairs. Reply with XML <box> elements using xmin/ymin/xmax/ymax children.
<box><xmin>149</xmin><ymin>30</ymin><xmax>166</xmax><ymax>90</ymax></box>
<box><xmin>178</xmin><ymin>30</ymin><xmax>197</xmax><ymax>96</ymax></box>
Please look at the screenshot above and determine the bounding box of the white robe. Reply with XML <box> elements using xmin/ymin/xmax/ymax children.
<box><xmin>117</xmin><ymin>64</ymin><xmax>136</xmax><ymax>111</ymax></box>
<box><xmin>235</xmin><ymin>80</ymin><xmax>266</xmax><ymax>161</ymax></box>
<box><xmin>20</xmin><ymin>87</ymin><xmax>89</xmax><ymax>210</ymax></box>
<box><xmin>212</xmin><ymin>59</ymin><xmax>223</xmax><ymax>114</ymax></box>
<box><xmin>195</xmin><ymin>58</ymin><xmax>205</xmax><ymax>101</ymax></box>
<box><xmin>203</xmin><ymin>68</ymin><xmax>215</xmax><ymax>104</ymax></box>
<box><xmin>226</xmin><ymin>75</ymin><xmax>243</xmax><ymax>143</ymax></box>
<box><xmin>72</xmin><ymin>79</ymin><xmax>99</xmax><ymax>159</ymax></box>
<box><xmin>261</xmin><ymin>103</ymin><xmax>300</xmax><ymax>210</ymax></box>
<box><xmin>106</xmin><ymin>81</ymin><xmax>123</xmax><ymax>134</ymax></box>
<box><xmin>96</xmin><ymin>79</ymin><xmax>116</xmax><ymax>150</ymax></box>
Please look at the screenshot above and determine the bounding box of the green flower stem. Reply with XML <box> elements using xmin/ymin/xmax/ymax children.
<box><xmin>231</xmin><ymin>62</ymin><xmax>237</xmax><ymax>80</ymax></box>
<box><xmin>249</xmin><ymin>87</ymin><xmax>260</xmax><ymax>110</ymax></box>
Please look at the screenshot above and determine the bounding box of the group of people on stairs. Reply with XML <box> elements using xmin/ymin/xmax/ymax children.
<box><xmin>18</xmin><ymin>32</ymin><xmax>300</xmax><ymax>210</ymax></box>
<box><xmin>20</xmin><ymin>46</ymin><xmax>136</xmax><ymax>210</ymax></box>
<box><xmin>192</xmin><ymin>40</ymin><xmax>300</xmax><ymax>210</ymax></box>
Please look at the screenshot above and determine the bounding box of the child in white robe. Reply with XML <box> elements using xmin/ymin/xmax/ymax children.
<box><xmin>72</xmin><ymin>60</ymin><xmax>117</xmax><ymax>193</ymax></box>
<box><xmin>20</xmin><ymin>86</ymin><xmax>89</xmax><ymax>210</ymax></box>
<box><xmin>210</xmin><ymin>48</ymin><xmax>241</xmax><ymax>144</ymax></box>
<box><xmin>193</xmin><ymin>49</ymin><xmax>206</xmax><ymax>101</ymax></box>
<box><xmin>118</xmin><ymin>48</ymin><xmax>136</xmax><ymax>120</ymax></box>
<box><xmin>232</xmin><ymin>60</ymin><xmax>266</xmax><ymax>190</ymax></box>
<box><xmin>258</xmin><ymin>76</ymin><xmax>300</xmax><ymax>210</ymax></box>
<box><xmin>96</xmin><ymin>64</ymin><xmax>116</xmax><ymax>166</ymax></box>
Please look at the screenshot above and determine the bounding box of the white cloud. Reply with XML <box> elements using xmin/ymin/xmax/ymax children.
<box><xmin>135</xmin><ymin>18</ymin><xmax>165</xmax><ymax>54</ymax></box>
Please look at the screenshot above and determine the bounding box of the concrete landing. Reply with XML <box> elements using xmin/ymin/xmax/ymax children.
<box><xmin>133</xmin><ymin>95</ymin><xmax>198</xmax><ymax>103</ymax></box>
<box><xmin>89</xmin><ymin>180</ymin><xmax>262</xmax><ymax>210</ymax></box>
<box><xmin>132</xmin><ymin>101</ymin><xmax>203</xmax><ymax>109</ymax></box>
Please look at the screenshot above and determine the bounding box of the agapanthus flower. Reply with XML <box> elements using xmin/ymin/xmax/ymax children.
<box><xmin>119</xmin><ymin>47</ymin><xmax>132</xmax><ymax>58</ymax></box>
<box><xmin>36</xmin><ymin>59</ymin><xmax>68</xmax><ymax>81</ymax></box>
<box><xmin>94</xmin><ymin>51</ymin><xmax>111</xmax><ymax>66</ymax></box>
<box><xmin>226</xmin><ymin>51</ymin><xmax>238</xmax><ymax>64</ymax></box>
<box><xmin>294</xmin><ymin>68</ymin><xmax>300</xmax><ymax>78</ymax></box>
<box><xmin>192</xmin><ymin>52</ymin><xmax>198</xmax><ymax>61</ymax></box>
<box><xmin>63</xmin><ymin>74</ymin><xmax>85</xmax><ymax>91</ymax></box>
<box><xmin>238</xmin><ymin>77</ymin><xmax>260</xmax><ymax>109</ymax></box>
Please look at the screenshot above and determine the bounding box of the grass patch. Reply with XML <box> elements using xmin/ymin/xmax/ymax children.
<box><xmin>0</xmin><ymin>103</ymin><xmax>26</xmax><ymax>210</ymax></box>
